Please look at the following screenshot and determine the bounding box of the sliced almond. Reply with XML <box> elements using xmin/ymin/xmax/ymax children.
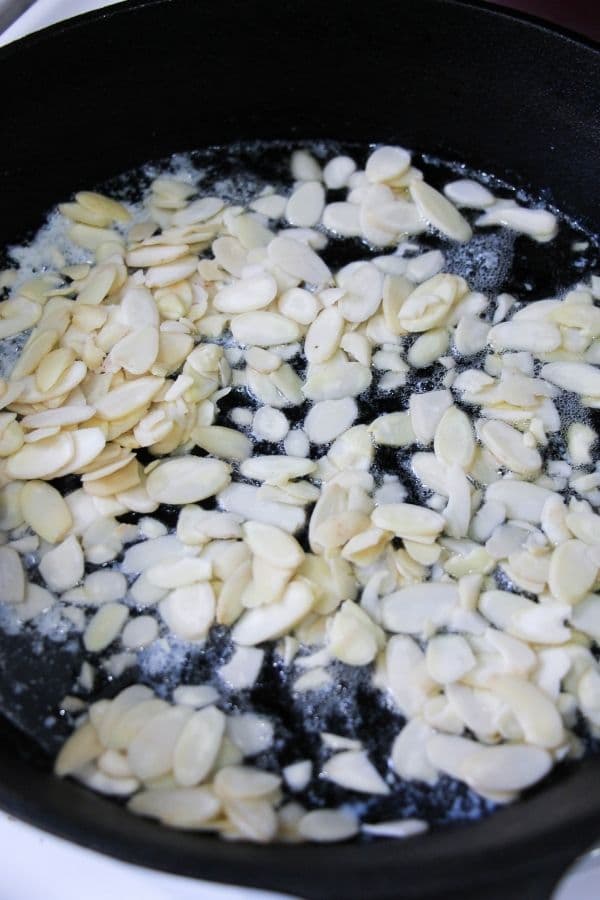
<box><xmin>372</xmin><ymin>502</ymin><xmax>445</xmax><ymax>544</ymax></box>
<box><xmin>322</xmin><ymin>751</ymin><xmax>389</xmax><ymax>795</ymax></box>
<box><xmin>0</xmin><ymin>546</ymin><xmax>25</xmax><ymax>604</ymax></box>
<box><xmin>159</xmin><ymin>583</ymin><xmax>215</xmax><ymax>641</ymax></box>
<box><xmin>173</xmin><ymin>706</ymin><xmax>226</xmax><ymax>787</ymax></box>
<box><xmin>479</xmin><ymin>420</ymin><xmax>542</xmax><ymax>475</ymax></box>
<box><xmin>410</xmin><ymin>181</ymin><xmax>472</xmax><ymax>242</ymax></box>
<box><xmin>84</xmin><ymin>603</ymin><xmax>129</xmax><ymax>652</ymax></box>
<box><xmin>381</xmin><ymin>583</ymin><xmax>458</xmax><ymax>634</ymax></box>
<box><xmin>6</xmin><ymin>432</ymin><xmax>74</xmax><ymax>480</ymax></box>
<box><xmin>232</xmin><ymin>579</ymin><xmax>314</xmax><ymax>646</ymax></box>
<box><xmin>548</xmin><ymin>539</ymin><xmax>597</xmax><ymax>605</ymax></box>
<box><xmin>39</xmin><ymin>535</ymin><xmax>84</xmax><ymax>592</ymax></box>
<box><xmin>146</xmin><ymin>457</ymin><xmax>231</xmax><ymax>505</ymax></box>
<box><xmin>20</xmin><ymin>481</ymin><xmax>72</xmax><ymax>543</ymax></box>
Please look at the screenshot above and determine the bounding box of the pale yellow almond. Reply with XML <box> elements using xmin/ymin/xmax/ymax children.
<box><xmin>0</xmin><ymin>546</ymin><xmax>25</xmax><ymax>604</ymax></box>
<box><xmin>6</xmin><ymin>432</ymin><xmax>74</xmax><ymax>480</ymax></box>
<box><xmin>21</xmin><ymin>481</ymin><xmax>73</xmax><ymax>543</ymax></box>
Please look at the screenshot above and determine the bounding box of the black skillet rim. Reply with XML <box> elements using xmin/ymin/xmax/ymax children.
<box><xmin>0</xmin><ymin>0</ymin><xmax>599</xmax><ymax>897</ymax></box>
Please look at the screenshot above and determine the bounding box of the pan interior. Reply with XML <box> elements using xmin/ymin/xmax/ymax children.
<box><xmin>1</xmin><ymin>138</ymin><xmax>599</xmax><ymax>838</ymax></box>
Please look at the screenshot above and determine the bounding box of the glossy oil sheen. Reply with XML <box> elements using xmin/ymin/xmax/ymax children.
<box><xmin>0</xmin><ymin>1</ymin><xmax>599</xmax><ymax>898</ymax></box>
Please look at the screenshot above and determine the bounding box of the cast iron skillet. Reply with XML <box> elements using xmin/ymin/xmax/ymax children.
<box><xmin>0</xmin><ymin>1</ymin><xmax>599</xmax><ymax>898</ymax></box>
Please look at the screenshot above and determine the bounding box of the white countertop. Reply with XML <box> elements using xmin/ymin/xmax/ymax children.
<box><xmin>0</xmin><ymin>2</ymin><xmax>598</xmax><ymax>898</ymax></box>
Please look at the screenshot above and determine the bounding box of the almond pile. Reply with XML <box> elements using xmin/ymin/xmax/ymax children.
<box><xmin>1</xmin><ymin>144</ymin><xmax>599</xmax><ymax>844</ymax></box>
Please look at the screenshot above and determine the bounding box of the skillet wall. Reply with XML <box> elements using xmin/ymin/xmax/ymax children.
<box><xmin>0</xmin><ymin>1</ymin><xmax>599</xmax><ymax>899</ymax></box>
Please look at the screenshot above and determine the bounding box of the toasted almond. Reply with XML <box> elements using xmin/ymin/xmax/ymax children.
<box><xmin>126</xmin><ymin>243</ymin><xmax>189</xmax><ymax>268</ymax></box>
